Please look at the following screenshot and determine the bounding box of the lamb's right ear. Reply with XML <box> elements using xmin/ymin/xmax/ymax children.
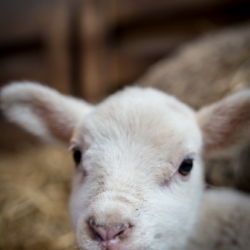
<box><xmin>197</xmin><ymin>90</ymin><xmax>250</xmax><ymax>158</ymax></box>
<box><xmin>0</xmin><ymin>82</ymin><xmax>94</xmax><ymax>145</ymax></box>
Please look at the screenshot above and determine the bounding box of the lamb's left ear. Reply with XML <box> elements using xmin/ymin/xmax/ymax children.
<box><xmin>197</xmin><ymin>90</ymin><xmax>250</xmax><ymax>158</ymax></box>
<box><xmin>0</xmin><ymin>82</ymin><xmax>94</xmax><ymax>145</ymax></box>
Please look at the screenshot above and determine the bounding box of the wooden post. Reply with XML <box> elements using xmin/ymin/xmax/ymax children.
<box><xmin>46</xmin><ymin>2</ymin><xmax>71</xmax><ymax>95</ymax></box>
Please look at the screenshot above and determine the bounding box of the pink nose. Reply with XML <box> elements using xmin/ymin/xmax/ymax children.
<box><xmin>89</xmin><ymin>219</ymin><xmax>129</xmax><ymax>242</ymax></box>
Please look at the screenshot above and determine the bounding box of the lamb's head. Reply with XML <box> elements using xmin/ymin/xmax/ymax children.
<box><xmin>69</xmin><ymin>87</ymin><xmax>203</xmax><ymax>250</ymax></box>
<box><xmin>1</xmin><ymin>82</ymin><xmax>250</xmax><ymax>250</ymax></box>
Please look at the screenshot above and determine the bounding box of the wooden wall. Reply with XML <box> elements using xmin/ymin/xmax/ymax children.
<box><xmin>1</xmin><ymin>0</ymin><xmax>250</xmax><ymax>103</ymax></box>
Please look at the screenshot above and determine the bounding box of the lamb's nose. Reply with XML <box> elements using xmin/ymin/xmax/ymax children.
<box><xmin>89</xmin><ymin>219</ymin><xmax>129</xmax><ymax>242</ymax></box>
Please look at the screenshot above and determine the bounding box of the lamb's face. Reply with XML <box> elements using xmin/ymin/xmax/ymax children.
<box><xmin>69</xmin><ymin>88</ymin><xmax>203</xmax><ymax>250</ymax></box>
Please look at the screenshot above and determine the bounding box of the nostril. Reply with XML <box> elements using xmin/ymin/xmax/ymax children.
<box><xmin>89</xmin><ymin>219</ymin><xmax>106</xmax><ymax>241</ymax></box>
<box><xmin>88</xmin><ymin>219</ymin><xmax>130</xmax><ymax>242</ymax></box>
<box><xmin>107</xmin><ymin>224</ymin><xmax>127</xmax><ymax>240</ymax></box>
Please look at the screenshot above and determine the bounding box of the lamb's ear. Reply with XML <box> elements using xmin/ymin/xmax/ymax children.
<box><xmin>197</xmin><ymin>90</ymin><xmax>250</xmax><ymax>158</ymax></box>
<box><xmin>0</xmin><ymin>82</ymin><xmax>94</xmax><ymax>145</ymax></box>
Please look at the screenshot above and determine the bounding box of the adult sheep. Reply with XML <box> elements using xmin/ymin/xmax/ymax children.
<box><xmin>1</xmin><ymin>82</ymin><xmax>250</xmax><ymax>250</ymax></box>
<box><xmin>138</xmin><ymin>22</ymin><xmax>250</xmax><ymax>192</ymax></box>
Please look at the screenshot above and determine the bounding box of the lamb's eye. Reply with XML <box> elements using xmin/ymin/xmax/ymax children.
<box><xmin>178</xmin><ymin>157</ymin><xmax>193</xmax><ymax>176</ymax></box>
<box><xmin>73</xmin><ymin>147</ymin><xmax>82</xmax><ymax>165</ymax></box>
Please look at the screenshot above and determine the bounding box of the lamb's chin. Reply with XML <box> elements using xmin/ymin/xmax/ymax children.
<box><xmin>77</xmin><ymin>243</ymin><xmax>143</xmax><ymax>250</ymax></box>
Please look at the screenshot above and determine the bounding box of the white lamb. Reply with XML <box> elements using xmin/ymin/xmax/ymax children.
<box><xmin>1</xmin><ymin>82</ymin><xmax>250</xmax><ymax>250</ymax></box>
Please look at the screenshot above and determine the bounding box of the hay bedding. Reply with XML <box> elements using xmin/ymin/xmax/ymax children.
<box><xmin>0</xmin><ymin>145</ymin><xmax>77</xmax><ymax>250</ymax></box>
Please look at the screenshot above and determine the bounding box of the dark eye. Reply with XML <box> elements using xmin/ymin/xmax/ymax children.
<box><xmin>73</xmin><ymin>147</ymin><xmax>82</xmax><ymax>165</ymax></box>
<box><xmin>178</xmin><ymin>157</ymin><xmax>193</xmax><ymax>176</ymax></box>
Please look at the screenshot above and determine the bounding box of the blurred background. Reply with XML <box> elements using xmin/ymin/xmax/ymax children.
<box><xmin>1</xmin><ymin>0</ymin><xmax>250</xmax><ymax>249</ymax></box>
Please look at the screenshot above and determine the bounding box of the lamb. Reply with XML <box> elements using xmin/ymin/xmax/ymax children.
<box><xmin>1</xmin><ymin>82</ymin><xmax>250</xmax><ymax>250</ymax></box>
